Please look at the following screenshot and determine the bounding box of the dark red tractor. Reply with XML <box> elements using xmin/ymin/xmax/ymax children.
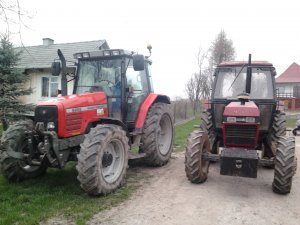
<box><xmin>185</xmin><ymin>55</ymin><xmax>297</xmax><ymax>194</ymax></box>
<box><xmin>0</xmin><ymin>46</ymin><xmax>174</xmax><ymax>195</ymax></box>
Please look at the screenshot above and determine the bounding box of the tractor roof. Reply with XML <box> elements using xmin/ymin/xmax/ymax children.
<box><xmin>74</xmin><ymin>49</ymin><xmax>133</xmax><ymax>59</ymax></box>
<box><xmin>218</xmin><ymin>61</ymin><xmax>273</xmax><ymax>67</ymax></box>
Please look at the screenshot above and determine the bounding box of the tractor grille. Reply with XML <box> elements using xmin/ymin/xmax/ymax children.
<box><xmin>66</xmin><ymin>113</ymin><xmax>82</xmax><ymax>131</ymax></box>
<box><xmin>35</xmin><ymin>106</ymin><xmax>58</xmax><ymax>132</ymax></box>
<box><xmin>223</xmin><ymin>124</ymin><xmax>258</xmax><ymax>148</ymax></box>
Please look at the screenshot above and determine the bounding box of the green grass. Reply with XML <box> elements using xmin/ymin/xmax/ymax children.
<box><xmin>0</xmin><ymin>118</ymin><xmax>198</xmax><ymax>225</ymax></box>
<box><xmin>0</xmin><ymin>123</ymin><xmax>2</xmax><ymax>136</ymax></box>
<box><xmin>173</xmin><ymin>117</ymin><xmax>200</xmax><ymax>152</ymax></box>
<box><xmin>287</xmin><ymin>116</ymin><xmax>297</xmax><ymax>128</ymax></box>
<box><xmin>0</xmin><ymin>163</ymin><xmax>145</xmax><ymax>225</ymax></box>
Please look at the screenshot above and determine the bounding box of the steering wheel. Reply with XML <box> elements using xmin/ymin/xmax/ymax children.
<box><xmin>98</xmin><ymin>80</ymin><xmax>114</xmax><ymax>87</ymax></box>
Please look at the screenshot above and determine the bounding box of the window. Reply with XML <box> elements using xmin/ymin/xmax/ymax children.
<box><xmin>42</xmin><ymin>77</ymin><xmax>59</xmax><ymax>97</ymax></box>
<box><xmin>76</xmin><ymin>59</ymin><xmax>121</xmax><ymax>96</ymax></box>
<box><xmin>214</xmin><ymin>67</ymin><xmax>274</xmax><ymax>99</ymax></box>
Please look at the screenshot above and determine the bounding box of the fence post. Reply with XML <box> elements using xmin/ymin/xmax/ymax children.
<box><xmin>185</xmin><ymin>101</ymin><xmax>187</xmax><ymax>119</ymax></box>
<box><xmin>173</xmin><ymin>102</ymin><xmax>177</xmax><ymax>123</ymax></box>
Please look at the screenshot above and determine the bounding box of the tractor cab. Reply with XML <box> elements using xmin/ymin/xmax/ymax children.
<box><xmin>72</xmin><ymin>49</ymin><xmax>153</xmax><ymax>125</ymax></box>
<box><xmin>211</xmin><ymin>60</ymin><xmax>277</xmax><ymax>138</ymax></box>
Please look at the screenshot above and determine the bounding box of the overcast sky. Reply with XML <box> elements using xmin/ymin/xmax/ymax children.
<box><xmin>2</xmin><ymin>0</ymin><xmax>300</xmax><ymax>99</ymax></box>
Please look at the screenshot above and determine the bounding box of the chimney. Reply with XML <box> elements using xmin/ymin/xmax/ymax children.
<box><xmin>43</xmin><ymin>38</ymin><xmax>54</xmax><ymax>46</ymax></box>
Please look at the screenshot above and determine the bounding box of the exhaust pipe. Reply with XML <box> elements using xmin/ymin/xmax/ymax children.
<box><xmin>245</xmin><ymin>54</ymin><xmax>252</xmax><ymax>94</ymax></box>
<box><xmin>57</xmin><ymin>49</ymin><xmax>67</xmax><ymax>96</ymax></box>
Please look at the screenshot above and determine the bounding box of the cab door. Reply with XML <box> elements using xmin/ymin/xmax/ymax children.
<box><xmin>126</xmin><ymin>62</ymin><xmax>150</xmax><ymax>123</ymax></box>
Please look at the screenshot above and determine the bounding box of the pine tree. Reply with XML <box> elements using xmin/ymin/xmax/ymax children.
<box><xmin>0</xmin><ymin>36</ymin><xmax>32</xmax><ymax>128</ymax></box>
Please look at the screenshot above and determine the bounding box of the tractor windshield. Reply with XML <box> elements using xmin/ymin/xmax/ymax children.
<box><xmin>76</xmin><ymin>59</ymin><xmax>122</xmax><ymax>96</ymax></box>
<box><xmin>214</xmin><ymin>67</ymin><xmax>274</xmax><ymax>99</ymax></box>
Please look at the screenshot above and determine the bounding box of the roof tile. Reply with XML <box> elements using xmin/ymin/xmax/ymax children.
<box><xmin>15</xmin><ymin>40</ymin><xmax>109</xmax><ymax>69</ymax></box>
<box><xmin>275</xmin><ymin>62</ymin><xmax>300</xmax><ymax>83</ymax></box>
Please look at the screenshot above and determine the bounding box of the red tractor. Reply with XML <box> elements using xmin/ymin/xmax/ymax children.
<box><xmin>0</xmin><ymin>46</ymin><xmax>174</xmax><ymax>195</ymax></box>
<box><xmin>185</xmin><ymin>55</ymin><xmax>297</xmax><ymax>194</ymax></box>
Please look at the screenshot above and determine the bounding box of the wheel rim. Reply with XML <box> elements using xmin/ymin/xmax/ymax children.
<box><xmin>158</xmin><ymin>114</ymin><xmax>172</xmax><ymax>155</ymax></box>
<box><xmin>101</xmin><ymin>139</ymin><xmax>125</xmax><ymax>184</ymax></box>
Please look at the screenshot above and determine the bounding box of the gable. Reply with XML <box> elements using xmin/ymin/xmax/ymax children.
<box><xmin>276</xmin><ymin>62</ymin><xmax>300</xmax><ymax>83</ymax></box>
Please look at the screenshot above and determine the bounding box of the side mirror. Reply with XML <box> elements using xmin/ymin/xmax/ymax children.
<box><xmin>51</xmin><ymin>62</ymin><xmax>61</xmax><ymax>76</ymax></box>
<box><xmin>133</xmin><ymin>54</ymin><xmax>145</xmax><ymax>71</ymax></box>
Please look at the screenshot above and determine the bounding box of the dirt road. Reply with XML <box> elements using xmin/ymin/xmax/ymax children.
<box><xmin>87</xmin><ymin>138</ymin><xmax>300</xmax><ymax>225</ymax></box>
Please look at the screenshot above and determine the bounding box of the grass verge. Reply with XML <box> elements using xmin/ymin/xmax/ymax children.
<box><xmin>0</xmin><ymin>163</ymin><xmax>145</xmax><ymax>225</ymax></box>
<box><xmin>286</xmin><ymin>116</ymin><xmax>297</xmax><ymax>128</ymax></box>
<box><xmin>173</xmin><ymin>117</ymin><xmax>200</xmax><ymax>152</ymax></box>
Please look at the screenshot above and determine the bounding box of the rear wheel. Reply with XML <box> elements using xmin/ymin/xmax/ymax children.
<box><xmin>76</xmin><ymin>124</ymin><xmax>128</xmax><ymax>196</ymax></box>
<box><xmin>265</xmin><ymin>111</ymin><xmax>286</xmax><ymax>157</ymax></box>
<box><xmin>200</xmin><ymin>110</ymin><xmax>217</xmax><ymax>154</ymax></box>
<box><xmin>0</xmin><ymin>120</ymin><xmax>48</xmax><ymax>181</ymax></box>
<box><xmin>185</xmin><ymin>130</ymin><xmax>210</xmax><ymax>183</ymax></box>
<box><xmin>141</xmin><ymin>103</ymin><xmax>174</xmax><ymax>166</ymax></box>
<box><xmin>272</xmin><ymin>136</ymin><xmax>296</xmax><ymax>194</ymax></box>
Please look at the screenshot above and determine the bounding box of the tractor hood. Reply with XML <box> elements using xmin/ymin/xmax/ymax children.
<box><xmin>223</xmin><ymin>101</ymin><xmax>259</xmax><ymax>117</ymax></box>
<box><xmin>36</xmin><ymin>92</ymin><xmax>108</xmax><ymax>138</ymax></box>
<box><xmin>37</xmin><ymin>92</ymin><xmax>107</xmax><ymax>110</ymax></box>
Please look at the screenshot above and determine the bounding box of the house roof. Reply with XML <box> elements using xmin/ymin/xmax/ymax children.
<box><xmin>15</xmin><ymin>39</ymin><xmax>109</xmax><ymax>69</ymax></box>
<box><xmin>276</xmin><ymin>62</ymin><xmax>300</xmax><ymax>83</ymax></box>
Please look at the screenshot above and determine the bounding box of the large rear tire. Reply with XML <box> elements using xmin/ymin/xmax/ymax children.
<box><xmin>265</xmin><ymin>111</ymin><xmax>286</xmax><ymax>156</ymax></box>
<box><xmin>0</xmin><ymin>120</ymin><xmax>48</xmax><ymax>181</ymax></box>
<box><xmin>76</xmin><ymin>124</ymin><xmax>129</xmax><ymax>196</ymax></box>
<box><xmin>200</xmin><ymin>110</ymin><xmax>217</xmax><ymax>154</ymax></box>
<box><xmin>141</xmin><ymin>103</ymin><xmax>174</xmax><ymax>166</ymax></box>
<box><xmin>272</xmin><ymin>136</ymin><xmax>296</xmax><ymax>194</ymax></box>
<box><xmin>185</xmin><ymin>130</ymin><xmax>210</xmax><ymax>183</ymax></box>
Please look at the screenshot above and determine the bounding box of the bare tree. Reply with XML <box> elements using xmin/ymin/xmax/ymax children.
<box><xmin>185</xmin><ymin>48</ymin><xmax>210</xmax><ymax>114</ymax></box>
<box><xmin>210</xmin><ymin>30</ymin><xmax>235</xmax><ymax>67</ymax></box>
<box><xmin>0</xmin><ymin>0</ymin><xmax>31</xmax><ymax>41</ymax></box>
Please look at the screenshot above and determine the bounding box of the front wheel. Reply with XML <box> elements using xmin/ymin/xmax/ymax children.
<box><xmin>76</xmin><ymin>124</ymin><xmax>129</xmax><ymax>196</ymax></box>
<box><xmin>185</xmin><ymin>130</ymin><xmax>210</xmax><ymax>183</ymax></box>
<box><xmin>0</xmin><ymin>120</ymin><xmax>48</xmax><ymax>181</ymax></box>
<box><xmin>272</xmin><ymin>136</ymin><xmax>297</xmax><ymax>194</ymax></box>
<box><xmin>141</xmin><ymin>103</ymin><xmax>174</xmax><ymax>166</ymax></box>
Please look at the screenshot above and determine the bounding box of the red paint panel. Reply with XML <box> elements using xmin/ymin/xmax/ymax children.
<box><xmin>202</xmin><ymin>99</ymin><xmax>211</xmax><ymax>110</ymax></box>
<box><xmin>135</xmin><ymin>93</ymin><xmax>159</xmax><ymax>129</ymax></box>
<box><xmin>37</xmin><ymin>92</ymin><xmax>108</xmax><ymax>138</ymax></box>
<box><xmin>223</xmin><ymin>101</ymin><xmax>259</xmax><ymax>117</ymax></box>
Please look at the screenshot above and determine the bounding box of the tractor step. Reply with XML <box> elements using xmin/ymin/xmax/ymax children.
<box><xmin>220</xmin><ymin>148</ymin><xmax>258</xmax><ymax>178</ymax></box>
<box><xmin>128</xmin><ymin>152</ymin><xmax>146</xmax><ymax>160</ymax></box>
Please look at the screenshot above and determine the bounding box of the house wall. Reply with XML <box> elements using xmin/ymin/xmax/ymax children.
<box><xmin>276</xmin><ymin>83</ymin><xmax>300</xmax><ymax>97</ymax></box>
<box><xmin>21</xmin><ymin>68</ymin><xmax>75</xmax><ymax>105</ymax></box>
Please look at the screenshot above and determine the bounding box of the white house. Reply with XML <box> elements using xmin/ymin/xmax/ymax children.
<box><xmin>16</xmin><ymin>38</ymin><xmax>109</xmax><ymax>104</ymax></box>
<box><xmin>276</xmin><ymin>62</ymin><xmax>300</xmax><ymax>98</ymax></box>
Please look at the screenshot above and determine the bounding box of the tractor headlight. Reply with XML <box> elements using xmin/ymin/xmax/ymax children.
<box><xmin>227</xmin><ymin>117</ymin><xmax>236</xmax><ymax>122</ymax></box>
<box><xmin>246</xmin><ymin>117</ymin><xmax>255</xmax><ymax>123</ymax></box>
<box><xmin>47</xmin><ymin>122</ymin><xmax>55</xmax><ymax>131</ymax></box>
<box><xmin>112</xmin><ymin>50</ymin><xmax>120</xmax><ymax>56</ymax></box>
<box><xmin>103</xmin><ymin>50</ymin><xmax>111</xmax><ymax>56</ymax></box>
<box><xmin>82</xmin><ymin>52</ymin><xmax>90</xmax><ymax>58</ymax></box>
<box><xmin>74</xmin><ymin>53</ymin><xmax>83</xmax><ymax>59</ymax></box>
